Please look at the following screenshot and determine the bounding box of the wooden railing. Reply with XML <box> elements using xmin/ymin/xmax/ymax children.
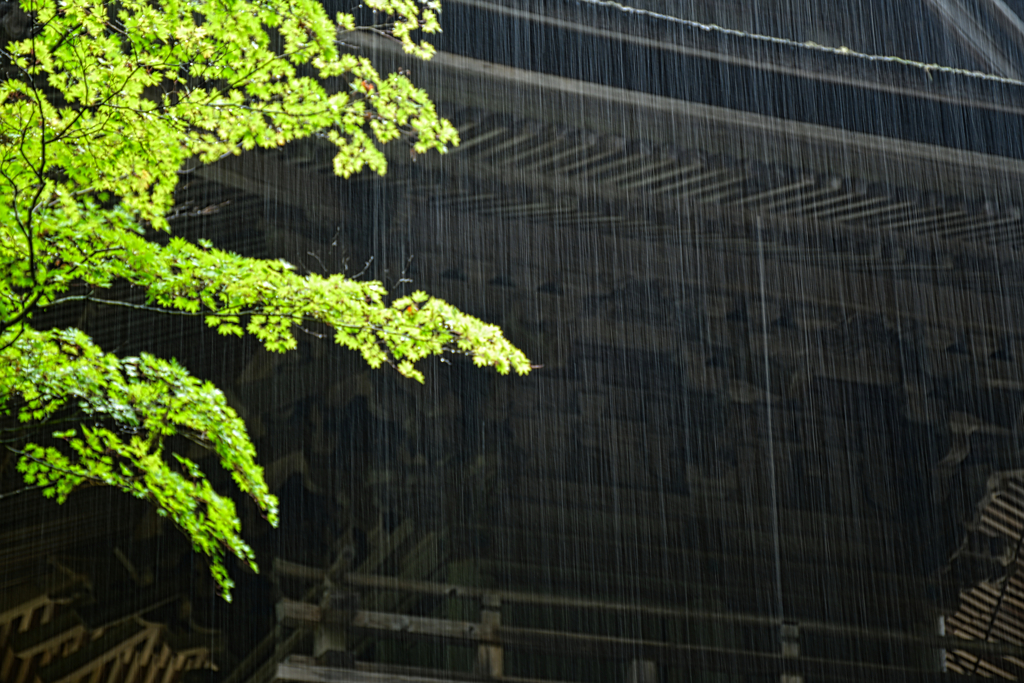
<box><xmin>270</xmin><ymin>562</ymin><xmax>1014</xmax><ymax>683</ymax></box>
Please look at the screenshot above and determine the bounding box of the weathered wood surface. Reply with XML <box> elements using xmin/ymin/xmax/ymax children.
<box><xmin>276</xmin><ymin>596</ymin><xmax>1024</xmax><ymax>661</ymax></box>
<box><xmin>273</xmin><ymin>639</ymin><xmax>985</xmax><ymax>683</ymax></box>
<box><xmin>276</xmin><ymin>660</ymin><xmax>571</xmax><ymax>683</ymax></box>
<box><xmin>347</xmin><ymin>32</ymin><xmax>1024</xmax><ymax>198</ymax></box>
<box><xmin>276</xmin><ymin>661</ymin><xmax>456</xmax><ymax>683</ymax></box>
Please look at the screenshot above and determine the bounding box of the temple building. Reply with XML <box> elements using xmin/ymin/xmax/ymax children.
<box><xmin>5</xmin><ymin>0</ymin><xmax>1024</xmax><ymax>681</ymax></box>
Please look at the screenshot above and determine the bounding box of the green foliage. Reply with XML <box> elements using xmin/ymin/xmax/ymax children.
<box><xmin>0</xmin><ymin>0</ymin><xmax>530</xmax><ymax>599</ymax></box>
<box><xmin>5</xmin><ymin>327</ymin><xmax>275</xmax><ymax>595</ymax></box>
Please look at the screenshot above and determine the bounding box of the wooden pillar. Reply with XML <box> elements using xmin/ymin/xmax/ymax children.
<box><xmin>0</xmin><ymin>620</ymin><xmax>12</xmax><ymax>651</ymax></box>
<box><xmin>12</xmin><ymin>652</ymin><xmax>34</xmax><ymax>683</ymax></box>
<box><xmin>124</xmin><ymin>649</ymin><xmax>143</xmax><ymax>683</ymax></box>
<box><xmin>626</xmin><ymin>659</ymin><xmax>658</xmax><ymax>683</ymax></box>
<box><xmin>780</xmin><ymin>621</ymin><xmax>802</xmax><ymax>683</ymax></box>
<box><xmin>476</xmin><ymin>593</ymin><xmax>502</xmax><ymax>678</ymax></box>
<box><xmin>936</xmin><ymin>615</ymin><xmax>948</xmax><ymax>673</ymax></box>
<box><xmin>314</xmin><ymin>589</ymin><xmax>357</xmax><ymax>668</ymax></box>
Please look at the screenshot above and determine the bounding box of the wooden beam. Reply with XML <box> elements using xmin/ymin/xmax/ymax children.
<box><xmin>336</xmin><ymin>572</ymin><xmax>920</xmax><ymax>641</ymax></box>
<box><xmin>507</xmin><ymin>477</ymin><xmax>893</xmax><ymax>539</ymax></box>
<box><xmin>480</xmin><ymin>560</ymin><xmax>926</xmax><ymax>627</ymax></box>
<box><xmin>344</xmin><ymin>33</ymin><xmax>1024</xmax><ymax>200</ymax></box>
<box><xmin>8</xmin><ymin>612</ymin><xmax>85</xmax><ymax>658</ymax></box>
<box><xmin>276</xmin><ymin>660</ymin><xmax>565</xmax><ymax>683</ymax></box>
<box><xmin>279</xmin><ymin>596</ymin><xmax>1022</xmax><ymax>660</ymax></box>
<box><xmin>274</xmin><ymin>611</ymin><xmax>958</xmax><ymax>683</ymax></box>
<box><xmin>494</xmin><ymin>625</ymin><xmax>950</xmax><ymax>682</ymax></box>
<box><xmin>195</xmin><ymin>153</ymin><xmax>345</xmax><ymax>223</ymax></box>
<box><xmin>277</xmin><ymin>661</ymin><xmax>446</xmax><ymax>682</ymax></box>
<box><xmin>355</xmin><ymin>660</ymin><xmax>575</xmax><ymax>683</ymax></box>
<box><xmin>271</xmin><ymin>561</ymin><xmax>925</xmax><ymax>628</ymax></box>
<box><xmin>278</xmin><ymin>599</ymin><xmax>322</xmax><ymax>630</ymax></box>
<box><xmin>37</xmin><ymin>622</ymin><xmax>155</xmax><ymax>683</ymax></box>
<box><xmin>462</xmin><ymin>517</ymin><xmax>915</xmax><ymax>574</ymax></box>
<box><xmin>275</xmin><ymin>558</ymin><xmax>328</xmax><ymax>583</ymax></box>
<box><xmin>353</xmin><ymin>610</ymin><xmax>495</xmax><ymax>646</ymax></box>
<box><xmin>410</xmin><ymin>204</ymin><xmax>1024</xmax><ymax>337</ymax></box>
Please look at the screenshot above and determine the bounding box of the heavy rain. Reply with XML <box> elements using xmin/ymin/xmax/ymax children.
<box><xmin>3</xmin><ymin>0</ymin><xmax>1024</xmax><ymax>681</ymax></box>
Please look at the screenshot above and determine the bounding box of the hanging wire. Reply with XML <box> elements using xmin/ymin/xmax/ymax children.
<box><xmin>568</xmin><ymin>0</ymin><xmax>1024</xmax><ymax>87</ymax></box>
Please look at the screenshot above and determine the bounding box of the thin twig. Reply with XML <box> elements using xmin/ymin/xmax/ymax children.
<box><xmin>0</xmin><ymin>484</ymin><xmax>43</xmax><ymax>500</ymax></box>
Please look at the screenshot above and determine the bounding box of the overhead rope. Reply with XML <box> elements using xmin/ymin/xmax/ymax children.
<box><xmin>569</xmin><ymin>0</ymin><xmax>1024</xmax><ymax>87</ymax></box>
